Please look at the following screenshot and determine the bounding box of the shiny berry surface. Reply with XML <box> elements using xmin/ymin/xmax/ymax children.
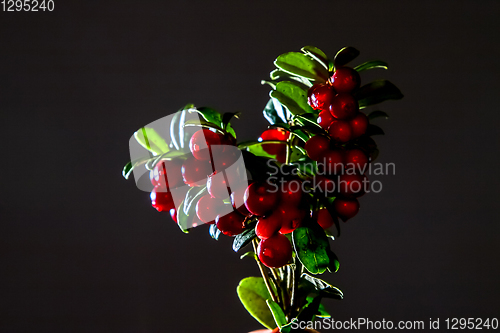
<box><xmin>277</xmin><ymin>206</ymin><xmax>306</xmax><ymax>234</ymax></box>
<box><xmin>315</xmin><ymin>208</ymin><xmax>335</xmax><ymax>229</ymax></box>
<box><xmin>279</xmin><ymin>180</ymin><xmax>303</xmax><ymax>206</ymax></box>
<box><xmin>259</xmin><ymin>129</ymin><xmax>289</xmax><ymax>155</ymax></box>
<box><xmin>215</xmin><ymin>211</ymin><xmax>246</xmax><ymax>236</ymax></box>
<box><xmin>150</xmin><ymin>186</ymin><xmax>176</xmax><ymax>212</ymax></box>
<box><xmin>317</xmin><ymin>110</ymin><xmax>334</xmax><ymax>130</ymax></box>
<box><xmin>195</xmin><ymin>194</ymin><xmax>225</xmax><ymax>224</ymax></box>
<box><xmin>307</xmin><ymin>83</ymin><xmax>335</xmax><ymax>112</ymax></box>
<box><xmin>230</xmin><ymin>186</ymin><xmax>252</xmax><ymax>216</ymax></box>
<box><xmin>329</xmin><ymin>93</ymin><xmax>359</xmax><ymax>120</ymax></box>
<box><xmin>330</xmin><ymin>67</ymin><xmax>360</xmax><ymax>93</ymax></box>
<box><xmin>318</xmin><ymin>150</ymin><xmax>344</xmax><ymax>175</ymax></box>
<box><xmin>328</xmin><ymin>120</ymin><xmax>353</xmax><ymax>142</ymax></box>
<box><xmin>344</xmin><ymin>149</ymin><xmax>369</xmax><ymax>173</ymax></box>
<box><xmin>256</xmin><ymin>213</ymin><xmax>282</xmax><ymax>240</ymax></box>
<box><xmin>189</xmin><ymin>129</ymin><xmax>223</xmax><ymax>161</ymax></box>
<box><xmin>150</xmin><ymin>159</ymin><xmax>184</xmax><ymax>189</ymax></box>
<box><xmin>350</xmin><ymin>112</ymin><xmax>369</xmax><ymax>138</ymax></box>
<box><xmin>258</xmin><ymin>234</ymin><xmax>293</xmax><ymax>268</ymax></box>
<box><xmin>181</xmin><ymin>156</ymin><xmax>213</xmax><ymax>187</ymax></box>
<box><xmin>305</xmin><ymin>135</ymin><xmax>330</xmax><ymax>161</ymax></box>
<box><xmin>244</xmin><ymin>182</ymin><xmax>280</xmax><ymax>216</ymax></box>
<box><xmin>334</xmin><ymin>198</ymin><xmax>360</xmax><ymax>221</ymax></box>
<box><xmin>207</xmin><ymin>171</ymin><xmax>231</xmax><ymax>199</ymax></box>
<box><xmin>337</xmin><ymin>173</ymin><xmax>365</xmax><ymax>197</ymax></box>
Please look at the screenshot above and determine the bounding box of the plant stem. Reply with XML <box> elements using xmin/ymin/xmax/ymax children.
<box><xmin>252</xmin><ymin>238</ymin><xmax>279</xmax><ymax>305</ymax></box>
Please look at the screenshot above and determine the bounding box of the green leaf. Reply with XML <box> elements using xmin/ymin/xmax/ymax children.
<box><xmin>266</xmin><ymin>300</ymin><xmax>287</xmax><ymax>328</ymax></box>
<box><xmin>301</xmin><ymin>273</ymin><xmax>343</xmax><ymax>300</ymax></box>
<box><xmin>368</xmin><ymin>110</ymin><xmax>390</xmax><ymax>120</ymax></box>
<box><xmin>222</xmin><ymin>112</ymin><xmax>240</xmax><ymax>129</ymax></box>
<box><xmin>301</xmin><ymin>45</ymin><xmax>329</xmax><ymax>70</ymax></box>
<box><xmin>366</xmin><ymin>124</ymin><xmax>385</xmax><ymax>136</ymax></box>
<box><xmin>293</xmin><ymin>114</ymin><xmax>322</xmax><ymax>128</ymax></box>
<box><xmin>237</xmin><ymin>277</ymin><xmax>277</xmax><ymax>330</ymax></box>
<box><xmin>354</xmin><ymin>60</ymin><xmax>388</xmax><ymax>72</ymax></box>
<box><xmin>145</xmin><ymin>150</ymin><xmax>189</xmax><ymax>170</ymax></box>
<box><xmin>183</xmin><ymin>118</ymin><xmax>224</xmax><ymax>133</ymax></box>
<box><xmin>292</xmin><ymin>156</ymin><xmax>317</xmax><ymax>177</ymax></box>
<box><xmin>274</xmin><ymin>52</ymin><xmax>329</xmax><ymax>82</ymax></box>
<box><xmin>292</xmin><ymin>226</ymin><xmax>330</xmax><ymax>274</ymax></box>
<box><xmin>233</xmin><ymin>227</ymin><xmax>257</xmax><ymax>252</ymax></box>
<box><xmin>240</xmin><ymin>251</ymin><xmax>257</xmax><ymax>260</ymax></box>
<box><xmin>122</xmin><ymin>156</ymin><xmax>152</xmax><ymax>180</ymax></box>
<box><xmin>175</xmin><ymin>199</ymin><xmax>190</xmax><ymax>234</ymax></box>
<box><xmin>183</xmin><ymin>186</ymin><xmax>207</xmax><ymax>216</ymax></box>
<box><xmin>355</xmin><ymin>80</ymin><xmax>404</xmax><ymax>108</ymax></box>
<box><xmin>171</xmin><ymin>104</ymin><xmax>194</xmax><ymax>150</ymax></box>
<box><xmin>239</xmin><ymin>141</ymin><xmax>285</xmax><ymax>159</ymax></box>
<box><xmin>327</xmin><ymin>249</ymin><xmax>340</xmax><ymax>273</ymax></box>
<box><xmin>209</xmin><ymin>224</ymin><xmax>221</xmax><ymax>240</ymax></box>
<box><xmin>263</xmin><ymin>98</ymin><xmax>286</xmax><ymax>125</ymax></box>
<box><xmin>334</xmin><ymin>46</ymin><xmax>360</xmax><ymax>68</ymax></box>
<box><xmin>305</xmin><ymin>296</ymin><xmax>331</xmax><ymax>318</ymax></box>
<box><xmin>269</xmin><ymin>69</ymin><xmax>314</xmax><ymax>87</ymax></box>
<box><xmin>190</xmin><ymin>107</ymin><xmax>223</xmax><ymax>126</ymax></box>
<box><xmin>271</xmin><ymin>81</ymin><xmax>315</xmax><ymax>116</ymax></box>
<box><xmin>134</xmin><ymin>127</ymin><xmax>170</xmax><ymax>155</ymax></box>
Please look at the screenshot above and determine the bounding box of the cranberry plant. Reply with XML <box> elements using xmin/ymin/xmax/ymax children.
<box><xmin>123</xmin><ymin>46</ymin><xmax>402</xmax><ymax>332</ymax></box>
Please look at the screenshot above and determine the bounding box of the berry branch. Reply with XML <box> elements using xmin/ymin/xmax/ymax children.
<box><xmin>122</xmin><ymin>45</ymin><xmax>403</xmax><ymax>332</ymax></box>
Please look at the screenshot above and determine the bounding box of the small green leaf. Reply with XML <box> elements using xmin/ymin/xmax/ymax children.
<box><xmin>271</xmin><ymin>81</ymin><xmax>314</xmax><ymax>116</ymax></box>
<box><xmin>334</xmin><ymin>47</ymin><xmax>360</xmax><ymax>68</ymax></box>
<box><xmin>209</xmin><ymin>224</ymin><xmax>221</xmax><ymax>240</ymax></box>
<box><xmin>327</xmin><ymin>249</ymin><xmax>340</xmax><ymax>273</ymax></box>
<box><xmin>292</xmin><ymin>226</ymin><xmax>330</xmax><ymax>274</ymax></box>
<box><xmin>190</xmin><ymin>107</ymin><xmax>223</xmax><ymax>126</ymax></box>
<box><xmin>240</xmin><ymin>251</ymin><xmax>257</xmax><ymax>260</ymax></box>
<box><xmin>183</xmin><ymin>186</ymin><xmax>207</xmax><ymax>216</ymax></box>
<box><xmin>269</xmin><ymin>69</ymin><xmax>313</xmax><ymax>87</ymax></box>
<box><xmin>233</xmin><ymin>228</ymin><xmax>257</xmax><ymax>252</ymax></box>
<box><xmin>122</xmin><ymin>156</ymin><xmax>152</xmax><ymax>180</ymax></box>
<box><xmin>301</xmin><ymin>45</ymin><xmax>329</xmax><ymax>70</ymax></box>
<box><xmin>368</xmin><ymin>110</ymin><xmax>390</xmax><ymax>120</ymax></box>
<box><xmin>183</xmin><ymin>118</ymin><xmax>224</xmax><ymax>133</ymax></box>
<box><xmin>293</xmin><ymin>114</ymin><xmax>322</xmax><ymax>127</ymax></box>
<box><xmin>292</xmin><ymin>156</ymin><xmax>317</xmax><ymax>177</ymax></box>
<box><xmin>301</xmin><ymin>273</ymin><xmax>343</xmax><ymax>300</ymax></box>
<box><xmin>266</xmin><ymin>300</ymin><xmax>287</xmax><ymax>328</ymax></box>
<box><xmin>222</xmin><ymin>112</ymin><xmax>240</xmax><ymax>129</ymax></box>
<box><xmin>354</xmin><ymin>60</ymin><xmax>388</xmax><ymax>72</ymax></box>
<box><xmin>238</xmin><ymin>141</ymin><xmax>286</xmax><ymax>159</ymax></box>
<box><xmin>263</xmin><ymin>98</ymin><xmax>286</xmax><ymax>125</ymax></box>
<box><xmin>175</xmin><ymin>199</ymin><xmax>190</xmax><ymax>234</ymax></box>
<box><xmin>134</xmin><ymin>127</ymin><xmax>170</xmax><ymax>155</ymax></box>
<box><xmin>171</xmin><ymin>105</ymin><xmax>194</xmax><ymax>150</ymax></box>
<box><xmin>274</xmin><ymin>52</ymin><xmax>329</xmax><ymax>82</ymax></box>
<box><xmin>305</xmin><ymin>296</ymin><xmax>331</xmax><ymax>318</ymax></box>
<box><xmin>145</xmin><ymin>150</ymin><xmax>189</xmax><ymax>170</ymax></box>
<box><xmin>355</xmin><ymin>80</ymin><xmax>404</xmax><ymax>108</ymax></box>
<box><xmin>237</xmin><ymin>277</ymin><xmax>277</xmax><ymax>330</ymax></box>
<box><xmin>366</xmin><ymin>124</ymin><xmax>385</xmax><ymax>136</ymax></box>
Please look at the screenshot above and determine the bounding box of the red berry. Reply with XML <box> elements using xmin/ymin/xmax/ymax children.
<box><xmin>329</xmin><ymin>93</ymin><xmax>359</xmax><ymax>120</ymax></box>
<box><xmin>317</xmin><ymin>110</ymin><xmax>335</xmax><ymax>130</ymax></box>
<box><xmin>257</xmin><ymin>234</ymin><xmax>293</xmax><ymax>268</ymax></box>
<box><xmin>207</xmin><ymin>172</ymin><xmax>230</xmax><ymax>199</ymax></box>
<box><xmin>318</xmin><ymin>150</ymin><xmax>344</xmax><ymax>175</ymax></box>
<box><xmin>244</xmin><ymin>182</ymin><xmax>280</xmax><ymax>216</ymax></box>
<box><xmin>305</xmin><ymin>135</ymin><xmax>330</xmax><ymax>161</ymax></box>
<box><xmin>312</xmin><ymin>175</ymin><xmax>337</xmax><ymax>196</ymax></box>
<box><xmin>211</xmin><ymin>148</ymin><xmax>240</xmax><ymax>171</ymax></box>
<box><xmin>215</xmin><ymin>211</ymin><xmax>246</xmax><ymax>236</ymax></box>
<box><xmin>181</xmin><ymin>156</ymin><xmax>214</xmax><ymax>187</ymax></box>
<box><xmin>334</xmin><ymin>198</ymin><xmax>360</xmax><ymax>221</ymax></box>
<box><xmin>278</xmin><ymin>206</ymin><xmax>306</xmax><ymax>234</ymax></box>
<box><xmin>150</xmin><ymin>186</ymin><xmax>176</xmax><ymax>212</ymax></box>
<box><xmin>315</xmin><ymin>208</ymin><xmax>336</xmax><ymax>229</ymax></box>
<box><xmin>328</xmin><ymin>120</ymin><xmax>353</xmax><ymax>142</ymax></box>
<box><xmin>275</xmin><ymin>149</ymin><xmax>287</xmax><ymax>163</ymax></box>
<box><xmin>196</xmin><ymin>195</ymin><xmax>226</xmax><ymax>224</ymax></box>
<box><xmin>330</xmin><ymin>67</ymin><xmax>361</xmax><ymax>93</ymax></box>
<box><xmin>307</xmin><ymin>83</ymin><xmax>335</xmax><ymax>112</ymax></box>
<box><xmin>255</xmin><ymin>213</ymin><xmax>282</xmax><ymax>240</ymax></box>
<box><xmin>344</xmin><ymin>149</ymin><xmax>369</xmax><ymax>173</ymax></box>
<box><xmin>189</xmin><ymin>129</ymin><xmax>223</xmax><ymax>161</ymax></box>
<box><xmin>337</xmin><ymin>173</ymin><xmax>365</xmax><ymax>197</ymax></box>
<box><xmin>169</xmin><ymin>208</ymin><xmax>177</xmax><ymax>223</ymax></box>
<box><xmin>279</xmin><ymin>180</ymin><xmax>303</xmax><ymax>206</ymax></box>
<box><xmin>259</xmin><ymin>129</ymin><xmax>289</xmax><ymax>155</ymax></box>
<box><xmin>150</xmin><ymin>159</ymin><xmax>184</xmax><ymax>189</ymax></box>
<box><xmin>350</xmin><ymin>113</ymin><xmax>369</xmax><ymax>138</ymax></box>
<box><xmin>230</xmin><ymin>186</ymin><xmax>252</xmax><ymax>216</ymax></box>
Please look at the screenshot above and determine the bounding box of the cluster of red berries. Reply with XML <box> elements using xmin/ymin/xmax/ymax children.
<box><xmin>258</xmin><ymin>128</ymin><xmax>289</xmax><ymax>163</ymax></box>
<box><xmin>304</xmin><ymin>66</ymin><xmax>371</xmax><ymax>223</ymax></box>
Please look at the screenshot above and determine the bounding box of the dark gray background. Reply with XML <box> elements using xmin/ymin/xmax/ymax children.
<box><xmin>1</xmin><ymin>1</ymin><xmax>499</xmax><ymax>332</ymax></box>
